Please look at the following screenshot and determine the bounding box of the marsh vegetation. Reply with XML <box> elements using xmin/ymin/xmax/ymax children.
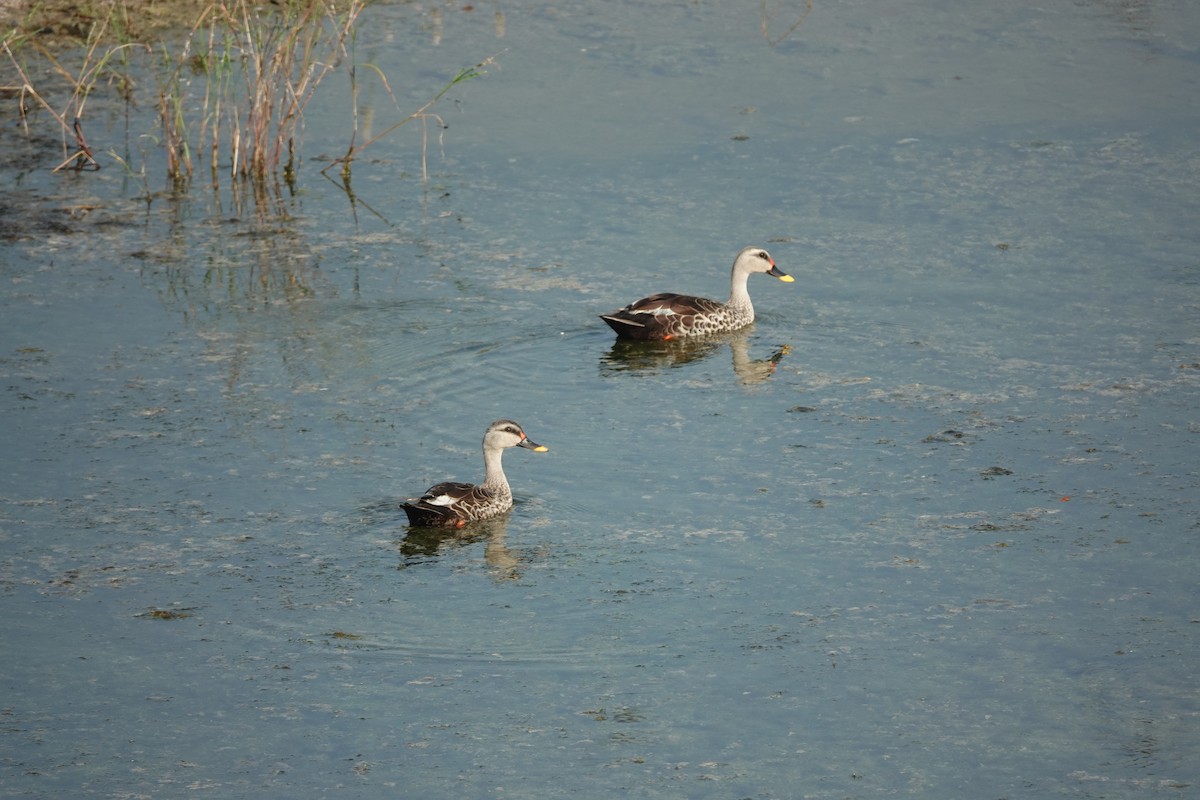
<box><xmin>2</xmin><ymin>0</ymin><xmax>494</xmax><ymax>201</ymax></box>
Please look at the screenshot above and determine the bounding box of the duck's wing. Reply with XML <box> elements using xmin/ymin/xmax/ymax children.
<box><xmin>600</xmin><ymin>293</ymin><xmax>725</xmax><ymax>340</ymax></box>
<box><xmin>402</xmin><ymin>481</ymin><xmax>494</xmax><ymax>528</ymax></box>
<box><xmin>618</xmin><ymin>292</ymin><xmax>725</xmax><ymax>317</ymax></box>
<box><xmin>415</xmin><ymin>481</ymin><xmax>478</xmax><ymax>504</ymax></box>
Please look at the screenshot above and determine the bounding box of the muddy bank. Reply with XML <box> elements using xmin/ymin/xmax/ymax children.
<box><xmin>1</xmin><ymin>0</ymin><xmax>274</xmax><ymax>44</ymax></box>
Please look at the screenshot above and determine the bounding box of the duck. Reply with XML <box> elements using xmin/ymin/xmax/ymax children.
<box><xmin>599</xmin><ymin>246</ymin><xmax>793</xmax><ymax>340</ymax></box>
<box><xmin>401</xmin><ymin>419</ymin><xmax>548</xmax><ymax>528</ymax></box>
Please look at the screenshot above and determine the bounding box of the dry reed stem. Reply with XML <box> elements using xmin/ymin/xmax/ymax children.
<box><xmin>322</xmin><ymin>53</ymin><xmax>501</xmax><ymax>183</ymax></box>
<box><xmin>8</xmin><ymin>0</ymin><xmax>486</xmax><ymax>196</ymax></box>
<box><xmin>4</xmin><ymin>14</ymin><xmax>140</xmax><ymax>171</ymax></box>
<box><xmin>760</xmin><ymin>0</ymin><xmax>814</xmax><ymax>46</ymax></box>
<box><xmin>150</xmin><ymin>0</ymin><xmax>364</xmax><ymax>184</ymax></box>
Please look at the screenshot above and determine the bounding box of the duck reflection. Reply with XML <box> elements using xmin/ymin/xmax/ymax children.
<box><xmin>397</xmin><ymin>513</ymin><xmax>527</xmax><ymax>582</ymax></box>
<box><xmin>601</xmin><ymin>328</ymin><xmax>790</xmax><ymax>384</ymax></box>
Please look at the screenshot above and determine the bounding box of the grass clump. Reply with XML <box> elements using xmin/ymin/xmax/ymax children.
<box><xmin>151</xmin><ymin>0</ymin><xmax>366</xmax><ymax>185</ymax></box>
<box><xmin>3</xmin><ymin>14</ymin><xmax>140</xmax><ymax>171</ymax></box>
<box><xmin>4</xmin><ymin>0</ymin><xmax>496</xmax><ymax>196</ymax></box>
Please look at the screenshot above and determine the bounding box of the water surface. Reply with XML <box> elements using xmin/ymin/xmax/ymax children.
<box><xmin>2</xmin><ymin>1</ymin><xmax>1198</xmax><ymax>798</ymax></box>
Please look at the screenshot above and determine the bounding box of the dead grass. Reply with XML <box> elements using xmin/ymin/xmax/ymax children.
<box><xmin>152</xmin><ymin>0</ymin><xmax>367</xmax><ymax>183</ymax></box>
<box><xmin>3</xmin><ymin>0</ymin><xmax>496</xmax><ymax>199</ymax></box>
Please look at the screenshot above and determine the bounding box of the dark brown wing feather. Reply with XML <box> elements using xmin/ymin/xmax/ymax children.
<box><xmin>600</xmin><ymin>293</ymin><xmax>725</xmax><ymax>340</ymax></box>
<box><xmin>623</xmin><ymin>293</ymin><xmax>725</xmax><ymax>316</ymax></box>
<box><xmin>401</xmin><ymin>502</ymin><xmax>463</xmax><ymax>528</ymax></box>
<box><xmin>416</xmin><ymin>481</ymin><xmax>477</xmax><ymax>502</ymax></box>
<box><xmin>402</xmin><ymin>481</ymin><xmax>495</xmax><ymax>528</ymax></box>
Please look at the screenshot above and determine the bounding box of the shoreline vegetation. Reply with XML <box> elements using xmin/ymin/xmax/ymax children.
<box><xmin>2</xmin><ymin>0</ymin><xmax>808</xmax><ymax>205</ymax></box>
<box><xmin>1</xmin><ymin>0</ymin><xmax>495</xmax><ymax>204</ymax></box>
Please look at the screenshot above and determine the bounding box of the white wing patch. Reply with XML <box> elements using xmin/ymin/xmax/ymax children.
<box><xmin>428</xmin><ymin>494</ymin><xmax>456</xmax><ymax>506</ymax></box>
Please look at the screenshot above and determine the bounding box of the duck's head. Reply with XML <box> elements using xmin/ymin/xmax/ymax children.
<box><xmin>485</xmin><ymin>419</ymin><xmax>549</xmax><ymax>452</ymax></box>
<box><xmin>735</xmin><ymin>246</ymin><xmax>794</xmax><ymax>282</ymax></box>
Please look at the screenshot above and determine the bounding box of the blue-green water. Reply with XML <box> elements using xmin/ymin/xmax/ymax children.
<box><xmin>2</xmin><ymin>1</ymin><xmax>1198</xmax><ymax>797</ymax></box>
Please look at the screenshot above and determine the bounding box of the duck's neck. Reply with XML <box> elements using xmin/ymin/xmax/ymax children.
<box><xmin>481</xmin><ymin>446</ymin><xmax>512</xmax><ymax>498</ymax></box>
<box><xmin>727</xmin><ymin>266</ymin><xmax>755</xmax><ymax>318</ymax></box>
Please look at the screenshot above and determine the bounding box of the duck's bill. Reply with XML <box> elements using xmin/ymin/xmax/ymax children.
<box><xmin>519</xmin><ymin>439</ymin><xmax>549</xmax><ymax>452</ymax></box>
<box><xmin>768</xmin><ymin>265</ymin><xmax>794</xmax><ymax>282</ymax></box>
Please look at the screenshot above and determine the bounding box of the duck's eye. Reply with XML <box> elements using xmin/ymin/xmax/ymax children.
<box><xmin>757</xmin><ymin>251</ymin><xmax>770</xmax><ymax>260</ymax></box>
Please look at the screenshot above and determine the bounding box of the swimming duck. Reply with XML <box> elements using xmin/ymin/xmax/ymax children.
<box><xmin>599</xmin><ymin>246</ymin><xmax>793</xmax><ymax>340</ymax></box>
<box><xmin>401</xmin><ymin>419</ymin><xmax>548</xmax><ymax>528</ymax></box>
